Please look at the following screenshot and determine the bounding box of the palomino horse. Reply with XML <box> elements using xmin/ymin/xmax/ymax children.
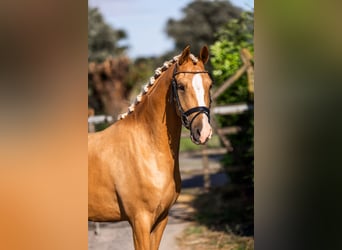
<box><xmin>88</xmin><ymin>45</ymin><xmax>213</xmax><ymax>250</ymax></box>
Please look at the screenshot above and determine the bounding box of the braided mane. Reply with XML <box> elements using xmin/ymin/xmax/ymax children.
<box><xmin>117</xmin><ymin>53</ymin><xmax>199</xmax><ymax>120</ymax></box>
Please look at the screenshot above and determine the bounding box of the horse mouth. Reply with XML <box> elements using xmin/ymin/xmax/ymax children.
<box><xmin>190</xmin><ymin>134</ymin><xmax>201</xmax><ymax>145</ymax></box>
<box><xmin>190</xmin><ymin>133</ymin><xmax>209</xmax><ymax>145</ymax></box>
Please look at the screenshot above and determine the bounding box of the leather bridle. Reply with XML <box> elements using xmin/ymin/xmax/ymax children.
<box><xmin>171</xmin><ymin>64</ymin><xmax>211</xmax><ymax>130</ymax></box>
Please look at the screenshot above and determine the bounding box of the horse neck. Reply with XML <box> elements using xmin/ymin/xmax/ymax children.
<box><xmin>134</xmin><ymin>64</ymin><xmax>182</xmax><ymax>154</ymax></box>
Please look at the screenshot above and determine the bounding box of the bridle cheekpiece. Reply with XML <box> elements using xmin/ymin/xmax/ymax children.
<box><xmin>171</xmin><ymin>64</ymin><xmax>211</xmax><ymax>130</ymax></box>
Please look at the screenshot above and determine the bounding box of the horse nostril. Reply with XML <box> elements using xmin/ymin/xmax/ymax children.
<box><xmin>196</xmin><ymin>128</ymin><xmax>201</xmax><ymax>137</ymax></box>
<box><xmin>192</xmin><ymin>127</ymin><xmax>201</xmax><ymax>141</ymax></box>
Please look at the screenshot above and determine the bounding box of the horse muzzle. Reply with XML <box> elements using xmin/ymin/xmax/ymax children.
<box><xmin>190</xmin><ymin>114</ymin><xmax>212</xmax><ymax>145</ymax></box>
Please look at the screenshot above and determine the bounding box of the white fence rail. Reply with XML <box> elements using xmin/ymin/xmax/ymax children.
<box><xmin>88</xmin><ymin>115</ymin><xmax>114</xmax><ymax>124</ymax></box>
<box><xmin>212</xmin><ymin>103</ymin><xmax>253</xmax><ymax>115</ymax></box>
<box><xmin>88</xmin><ymin>103</ymin><xmax>253</xmax><ymax>126</ymax></box>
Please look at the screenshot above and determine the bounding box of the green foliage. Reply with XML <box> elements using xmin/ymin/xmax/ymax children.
<box><xmin>180</xmin><ymin>134</ymin><xmax>221</xmax><ymax>152</ymax></box>
<box><xmin>211</xmin><ymin>11</ymin><xmax>254</xmax><ymax>86</ymax></box>
<box><xmin>126</xmin><ymin>57</ymin><xmax>158</xmax><ymax>92</ymax></box>
<box><xmin>202</xmin><ymin>16</ymin><xmax>255</xmax><ymax>230</ymax></box>
<box><xmin>88</xmin><ymin>7</ymin><xmax>128</xmax><ymax>62</ymax></box>
<box><xmin>210</xmin><ymin>11</ymin><xmax>254</xmax><ymax>183</ymax></box>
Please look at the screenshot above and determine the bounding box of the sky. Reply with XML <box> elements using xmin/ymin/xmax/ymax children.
<box><xmin>88</xmin><ymin>0</ymin><xmax>254</xmax><ymax>58</ymax></box>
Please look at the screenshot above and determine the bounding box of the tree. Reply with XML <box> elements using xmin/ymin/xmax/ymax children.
<box><xmin>88</xmin><ymin>7</ymin><xmax>131</xmax><ymax>118</ymax></box>
<box><xmin>88</xmin><ymin>57</ymin><xmax>132</xmax><ymax>118</ymax></box>
<box><xmin>88</xmin><ymin>7</ymin><xmax>128</xmax><ymax>62</ymax></box>
<box><xmin>210</xmin><ymin>11</ymin><xmax>254</xmax><ymax>235</ymax></box>
<box><xmin>165</xmin><ymin>0</ymin><xmax>242</xmax><ymax>56</ymax></box>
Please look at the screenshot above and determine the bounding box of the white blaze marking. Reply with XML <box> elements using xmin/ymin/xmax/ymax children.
<box><xmin>192</xmin><ymin>74</ymin><xmax>212</xmax><ymax>143</ymax></box>
<box><xmin>192</xmin><ymin>74</ymin><xmax>205</xmax><ymax>106</ymax></box>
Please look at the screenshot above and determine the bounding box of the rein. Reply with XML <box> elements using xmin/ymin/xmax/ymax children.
<box><xmin>171</xmin><ymin>64</ymin><xmax>211</xmax><ymax>130</ymax></box>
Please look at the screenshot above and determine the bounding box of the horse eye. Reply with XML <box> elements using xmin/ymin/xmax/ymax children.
<box><xmin>177</xmin><ymin>84</ymin><xmax>185</xmax><ymax>91</ymax></box>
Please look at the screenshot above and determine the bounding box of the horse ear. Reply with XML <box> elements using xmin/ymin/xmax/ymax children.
<box><xmin>178</xmin><ymin>45</ymin><xmax>191</xmax><ymax>65</ymax></box>
<box><xmin>199</xmin><ymin>45</ymin><xmax>209</xmax><ymax>64</ymax></box>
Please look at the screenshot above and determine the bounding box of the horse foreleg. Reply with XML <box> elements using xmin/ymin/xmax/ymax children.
<box><xmin>130</xmin><ymin>213</ymin><xmax>152</xmax><ymax>250</ymax></box>
<box><xmin>150</xmin><ymin>214</ymin><xmax>169</xmax><ymax>250</ymax></box>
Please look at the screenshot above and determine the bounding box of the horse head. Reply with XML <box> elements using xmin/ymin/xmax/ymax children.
<box><xmin>172</xmin><ymin>45</ymin><xmax>213</xmax><ymax>145</ymax></box>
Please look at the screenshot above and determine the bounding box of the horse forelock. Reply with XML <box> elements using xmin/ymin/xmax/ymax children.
<box><xmin>117</xmin><ymin>53</ymin><xmax>199</xmax><ymax>120</ymax></box>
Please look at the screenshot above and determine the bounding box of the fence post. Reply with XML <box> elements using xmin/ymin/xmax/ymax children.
<box><xmin>88</xmin><ymin>108</ymin><xmax>96</xmax><ymax>133</ymax></box>
<box><xmin>202</xmin><ymin>144</ymin><xmax>211</xmax><ymax>191</ymax></box>
<box><xmin>240</xmin><ymin>48</ymin><xmax>254</xmax><ymax>97</ymax></box>
<box><xmin>88</xmin><ymin>123</ymin><xmax>95</xmax><ymax>133</ymax></box>
<box><xmin>210</xmin><ymin>114</ymin><xmax>233</xmax><ymax>152</ymax></box>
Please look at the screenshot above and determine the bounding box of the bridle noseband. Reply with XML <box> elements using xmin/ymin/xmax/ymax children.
<box><xmin>171</xmin><ymin>64</ymin><xmax>211</xmax><ymax>130</ymax></box>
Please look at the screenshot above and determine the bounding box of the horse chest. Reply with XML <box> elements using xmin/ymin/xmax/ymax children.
<box><xmin>133</xmin><ymin>160</ymin><xmax>180</xmax><ymax>212</ymax></box>
<box><xmin>142</xmin><ymin>165</ymin><xmax>178</xmax><ymax>198</ymax></box>
<box><xmin>148</xmin><ymin>178</ymin><xmax>179</xmax><ymax>218</ymax></box>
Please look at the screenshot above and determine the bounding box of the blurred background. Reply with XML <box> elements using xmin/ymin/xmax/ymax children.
<box><xmin>1</xmin><ymin>0</ymin><xmax>342</xmax><ymax>249</ymax></box>
<box><xmin>88</xmin><ymin>0</ymin><xmax>254</xmax><ymax>249</ymax></box>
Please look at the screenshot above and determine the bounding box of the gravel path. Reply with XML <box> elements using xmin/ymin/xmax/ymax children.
<box><xmin>88</xmin><ymin>153</ymin><xmax>227</xmax><ymax>250</ymax></box>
